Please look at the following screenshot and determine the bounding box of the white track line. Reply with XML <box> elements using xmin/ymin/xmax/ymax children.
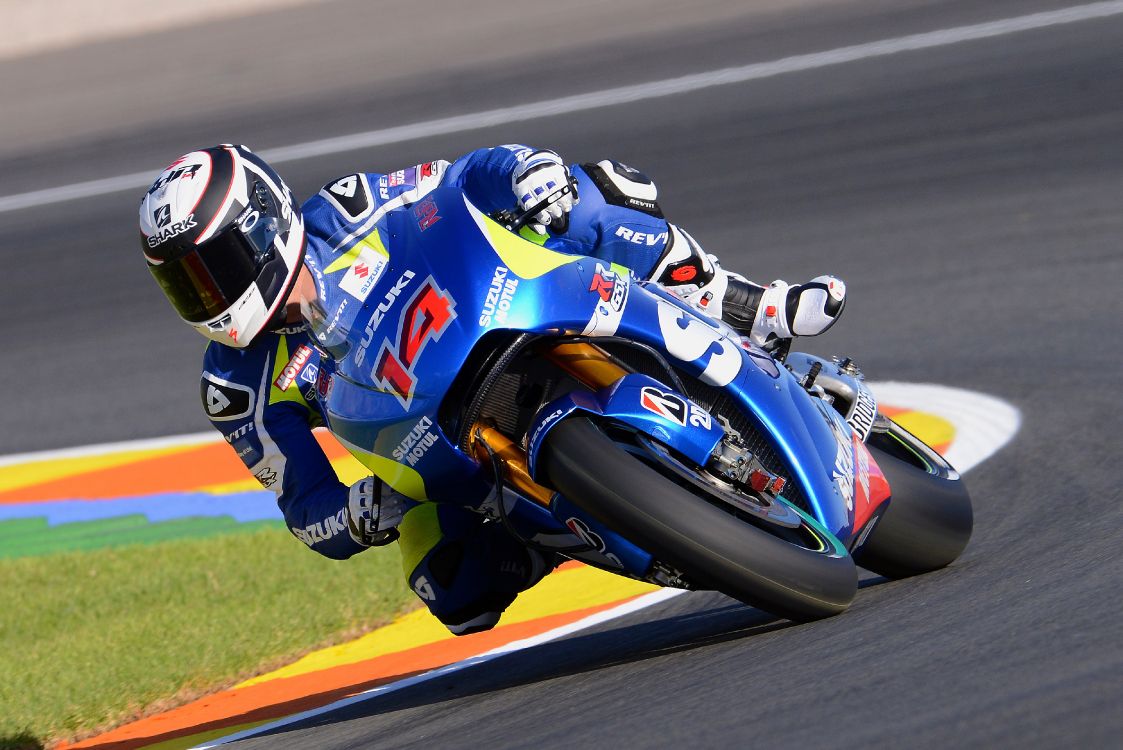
<box><xmin>2</xmin><ymin>0</ymin><xmax>1122</xmax><ymax>214</ymax></box>
<box><xmin>0</xmin><ymin>430</ymin><xmax>217</xmax><ymax>469</ymax></box>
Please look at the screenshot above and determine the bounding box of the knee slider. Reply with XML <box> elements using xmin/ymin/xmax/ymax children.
<box><xmin>440</xmin><ymin>591</ymin><xmax>517</xmax><ymax>635</ymax></box>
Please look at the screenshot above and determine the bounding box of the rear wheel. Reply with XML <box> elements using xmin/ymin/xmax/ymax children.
<box><xmin>854</xmin><ymin>420</ymin><xmax>973</xmax><ymax>578</ymax></box>
<box><xmin>538</xmin><ymin>417</ymin><xmax>857</xmax><ymax>621</ymax></box>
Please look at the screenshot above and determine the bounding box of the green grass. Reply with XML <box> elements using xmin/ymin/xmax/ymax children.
<box><xmin>0</xmin><ymin>515</ymin><xmax>285</xmax><ymax>559</ymax></box>
<box><xmin>0</xmin><ymin>527</ymin><xmax>416</xmax><ymax>747</ymax></box>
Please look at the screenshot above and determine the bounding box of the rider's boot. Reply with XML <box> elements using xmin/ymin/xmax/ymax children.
<box><xmin>650</xmin><ymin>224</ymin><xmax>846</xmax><ymax>349</ymax></box>
<box><xmin>722</xmin><ymin>275</ymin><xmax>847</xmax><ymax>349</ymax></box>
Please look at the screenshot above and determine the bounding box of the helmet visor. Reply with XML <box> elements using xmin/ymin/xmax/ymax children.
<box><xmin>149</xmin><ymin>214</ymin><xmax>282</xmax><ymax>323</ymax></box>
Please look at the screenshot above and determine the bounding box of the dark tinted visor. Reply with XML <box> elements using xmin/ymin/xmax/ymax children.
<box><xmin>149</xmin><ymin>213</ymin><xmax>280</xmax><ymax>323</ymax></box>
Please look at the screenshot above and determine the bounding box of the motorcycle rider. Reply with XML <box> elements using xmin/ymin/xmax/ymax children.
<box><xmin>140</xmin><ymin>143</ymin><xmax>845</xmax><ymax>635</ymax></box>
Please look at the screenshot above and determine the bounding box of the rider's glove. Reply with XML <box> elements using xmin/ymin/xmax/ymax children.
<box><xmin>746</xmin><ymin>275</ymin><xmax>847</xmax><ymax>348</ymax></box>
<box><xmin>512</xmin><ymin>149</ymin><xmax>577</xmax><ymax>234</ymax></box>
<box><xmin>345</xmin><ymin>477</ymin><xmax>405</xmax><ymax>547</ymax></box>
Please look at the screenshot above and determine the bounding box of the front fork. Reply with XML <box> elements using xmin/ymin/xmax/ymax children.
<box><xmin>468</xmin><ymin>342</ymin><xmax>627</xmax><ymax>506</ymax></box>
<box><xmin>472</xmin><ymin>342</ymin><xmax>672</xmax><ymax>578</ymax></box>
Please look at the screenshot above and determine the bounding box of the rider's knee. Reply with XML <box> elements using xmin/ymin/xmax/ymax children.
<box><xmin>437</xmin><ymin>592</ymin><xmax>517</xmax><ymax>636</ymax></box>
<box><xmin>444</xmin><ymin>611</ymin><xmax>503</xmax><ymax>636</ymax></box>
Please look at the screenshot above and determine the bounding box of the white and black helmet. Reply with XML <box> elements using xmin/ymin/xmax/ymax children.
<box><xmin>140</xmin><ymin>144</ymin><xmax>305</xmax><ymax>348</ymax></box>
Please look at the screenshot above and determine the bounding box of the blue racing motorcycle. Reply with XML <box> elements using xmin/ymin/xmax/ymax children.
<box><xmin>305</xmin><ymin>187</ymin><xmax>973</xmax><ymax>621</ymax></box>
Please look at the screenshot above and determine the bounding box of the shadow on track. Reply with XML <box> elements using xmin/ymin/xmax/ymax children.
<box><xmin>240</xmin><ymin>581</ymin><xmax>882</xmax><ymax>746</ymax></box>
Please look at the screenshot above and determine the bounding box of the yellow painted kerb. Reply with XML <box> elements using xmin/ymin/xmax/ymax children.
<box><xmin>236</xmin><ymin>562</ymin><xmax>657</xmax><ymax>687</ymax></box>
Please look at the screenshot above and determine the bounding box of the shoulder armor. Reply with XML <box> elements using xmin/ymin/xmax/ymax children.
<box><xmin>582</xmin><ymin>160</ymin><xmax>664</xmax><ymax>218</ymax></box>
<box><xmin>319</xmin><ymin>173</ymin><xmax>374</xmax><ymax>222</ymax></box>
<box><xmin>200</xmin><ymin>371</ymin><xmax>255</xmax><ymax>421</ymax></box>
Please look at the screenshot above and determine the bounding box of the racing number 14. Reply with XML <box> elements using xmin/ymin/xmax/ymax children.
<box><xmin>374</xmin><ymin>279</ymin><xmax>457</xmax><ymax>408</ymax></box>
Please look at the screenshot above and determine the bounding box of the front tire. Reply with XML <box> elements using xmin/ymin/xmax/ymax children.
<box><xmin>538</xmin><ymin>417</ymin><xmax>857</xmax><ymax>621</ymax></box>
<box><xmin>854</xmin><ymin>420</ymin><xmax>974</xmax><ymax>578</ymax></box>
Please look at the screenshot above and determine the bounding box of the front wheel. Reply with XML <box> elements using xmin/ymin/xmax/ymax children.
<box><xmin>538</xmin><ymin>417</ymin><xmax>857</xmax><ymax>621</ymax></box>
<box><xmin>854</xmin><ymin>419</ymin><xmax>974</xmax><ymax>578</ymax></box>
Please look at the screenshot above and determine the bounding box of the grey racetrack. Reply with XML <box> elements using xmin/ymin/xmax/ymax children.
<box><xmin>2</xmin><ymin>0</ymin><xmax>1121</xmax><ymax>747</ymax></box>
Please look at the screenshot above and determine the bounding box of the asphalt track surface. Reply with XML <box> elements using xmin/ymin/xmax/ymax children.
<box><xmin>3</xmin><ymin>0</ymin><xmax>1121</xmax><ymax>747</ymax></box>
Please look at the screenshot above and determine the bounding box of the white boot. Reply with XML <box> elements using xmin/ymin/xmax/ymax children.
<box><xmin>743</xmin><ymin>276</ymin><xmax>847</xmax><ymax>348</ymax></box>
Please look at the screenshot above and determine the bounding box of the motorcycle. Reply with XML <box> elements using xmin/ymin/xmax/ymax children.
<box><xmin>303</xmin><ymin>187</ymin><xmax>973</xmax><ymax>621</ymax></box>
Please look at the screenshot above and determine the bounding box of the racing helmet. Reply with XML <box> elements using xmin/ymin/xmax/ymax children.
<box><xmin>140</xmin><ymin>144</ymin><xmax>305</xmax><ymax>348</ymax></box>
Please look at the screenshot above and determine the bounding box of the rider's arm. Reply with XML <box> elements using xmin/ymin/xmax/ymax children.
<box><xmin>306</xmin><ymin>145</ymin><xmax>566</xmax><ymax>238</ymax></box>
<box><xmin>442</xmin><ymin>145</ymin><xmax>576</xmax><ymax>229</ymax></box>
<box><xmin>201</xmin><ymin>337</ymin><xmax>367</xmax><ymax>560</ymax></box>
<box><xmin>441</xmin><ymin>144</ymin><xmax>533</xmax><ymax>211</ymax></box>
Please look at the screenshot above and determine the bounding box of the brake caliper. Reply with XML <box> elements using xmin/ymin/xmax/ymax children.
<box><xmin>708</xmin><ymin>417</ymin><xmax>787</xmax><ymax>497</ymax></box>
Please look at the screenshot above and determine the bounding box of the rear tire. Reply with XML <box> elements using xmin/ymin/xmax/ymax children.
<box><xmin>538</xmin><ymin>417</ymin><xmax>857</xmax><ymax>621</ymax></box>
<box><xmin>854</xmin><ymin>421</ymin><xmax>973</xmax><ymax>578</ymax></box>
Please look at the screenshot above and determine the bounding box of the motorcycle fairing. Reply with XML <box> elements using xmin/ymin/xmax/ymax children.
<box><xmin>308</xmin><ymin>187</ymin><xmax>868</xmax><ymax>543</ymax></box>
<box><xmin>524</xmin><ymin>373</ymin><xmax>725</xmax><ymax>474</ymax></box>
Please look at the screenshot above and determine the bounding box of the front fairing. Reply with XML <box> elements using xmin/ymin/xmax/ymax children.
<box><xmin>601</xmin><ymin>283</ymin><xmax>863</xmax><ymax>541</ymax></box>
<box><xmin>305</xmin><ymin>191</ymin><xmax>605</xmax><ymax>503</ymax></box>
<box><xmin>306</xmin><ymin>187</ymin><xmax>859</xmax><ymax>542</ymax></box>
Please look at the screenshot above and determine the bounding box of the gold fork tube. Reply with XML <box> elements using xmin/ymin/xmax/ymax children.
<box><xmin>539</xmin><ymin>342</ymin><xmax>628</xmax><ymax>390</ymax></box>
<box><xmin>469</xmin><ymin>342</ymin><xmax>628</xmax><ymax>507</ymax></box>
<box><xmin>469</xmin><ymin>423</ymin><xmax>554</xmax><ymax>507</ymax></box>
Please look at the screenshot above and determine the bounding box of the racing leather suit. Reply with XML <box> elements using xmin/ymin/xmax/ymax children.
<box><xmin>200</xmin><ymin>145</ymin><xmax>768</xmax><ymax>633</ymax></box>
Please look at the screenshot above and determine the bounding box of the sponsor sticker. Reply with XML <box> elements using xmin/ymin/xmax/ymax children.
<box><xmin>413</xmin><ymin>575</ymin><xmax>436</xmax><ymax>601</ymax></box>
<box><xmin>224</xmin><ymin>423</ymin><xmax>263</xmax><ymax>466</ymax></box>
<box><xmin>614</xmin><ymin>226</ymin><xmax>669</xmax><ymax>247</ymax></box>
<box><xmin>654</xmin><ymin>297</ymin><xmax>741</xmax><ymax>387</ymax></box>
<box><xmin>564</xmin><ymin>516</ymin><xmax>625</xmax><ymax>568</ymax></box>
<box><xmin>274</xmin><ymin>345</ymin><xmax>314</xmax><ymax>392</ymax></box>
<box><xmin>391</xmin><ymin>416</ymin><xmax>439</xmax><ymax>466</ymax></box>
<box><xmin>853</xmin><ymin>433</ymin><xmax>871</xmax><ymax>505</ymax></box>
<box><xmin>320</xmin><ymin>173</ymin><xmax>373</xmax><ymax>221</ymax></box>
<box><xmin>848</xmin><ymin>382</ymin><xmax>878</xmax><ymax>442</ymax></box>
<box><xmin>318</xmin><ymin>298</ymin><xmax>350</xmax><ymax>342</ymax></box>
<box><xmin>413</xmin><ymin>195</ymin><xmax>441</xmax><ymax>231</ymax></box>
<box><xmin>814</xmin><ymin>398</ymin><xmax>856</xmax><ymax>511</ymax></box>
<box><xmin>291</xmin><ymin>508</ymin><xmax>348</xmax><ymax>547</ymax></box>
<box><xmin>639</xmin><ymin>386</ymin><xmax>712</xmax><ymax>429</ymax></box>
<box><xmin>316</xmin><ymin>366</ymin><xmax>333</xmax><ymax>400</ymax></box>
<box><xmin>479</xmin><ymin>265</ymin><xmax>519</xmax><ymax>326</ymax></box>
<box><xmin>339</xmin><ymin>248</ymin><xmax>389</xmax><ymax>302</ymax></box>
<box><xmin>223</xmin><ymin>423</ymin><xmax>253</xmax><ymax>443</ymax></box>
<box><xmin>529</xmin><ymin>408</ymin><xmax>565</xmax><ymax>450</ymax></box>
<box><xmin>329</xmin><ymin>175</ymin><xmax>358</xmax><ymax>198</ymax></box>
<box><xmin>200</xmin><ymin>372</ymin><xmax>254</xmax><ymax>421</ymax></box>
<box><xmin>669</xmin><ymin>264</ymin><xmax>698</xmax><ymax>282</ymax></box>
<box><xmin>255</xmin><ymin>467</ymin><xmax>279</xmax><ymax>488</ymax></box>
<box><xmin>387</xmin><ymin>167</ymin><xmax>416</xmax><ymax>187</ymax></box>
<box><xmin>146</xmin><ymin>161</ymin><xmax>202</xmax><ymax>196</ymax></box>
<box><xmin>146</xmin><ymin>213</ymin><xmax>197</xmax><ymax>247</ymax></box>
<box><xmin>581</xmin><ymin>263</ymin><xmax>630</xmax><ymax>336</ymax></box>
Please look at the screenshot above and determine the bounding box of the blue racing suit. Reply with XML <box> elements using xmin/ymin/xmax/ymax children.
<box><xmin>201</xmin><ymin>145</ymin><xmax>691</xmax><ymax>633</ymax></box>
